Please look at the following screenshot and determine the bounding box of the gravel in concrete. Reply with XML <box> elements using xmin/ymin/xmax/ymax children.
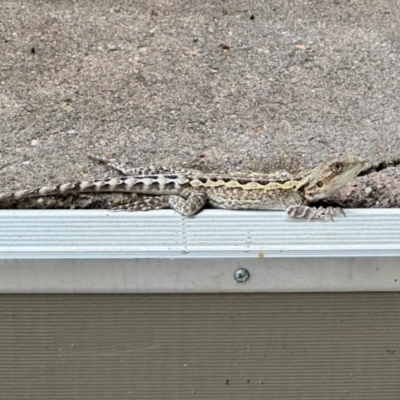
<box><xmin>1</xmin><ymin>0</ymin><xmax>400</xmax><ymax>206</ymax></box>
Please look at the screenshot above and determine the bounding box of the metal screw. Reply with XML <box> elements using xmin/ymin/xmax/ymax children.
<box><xmin>234</xmin><ymin>268</ymin><xmax>250</xmax><ymax>283</ymax></box>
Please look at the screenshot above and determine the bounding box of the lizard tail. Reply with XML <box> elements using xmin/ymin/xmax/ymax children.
<box><xmin>0</xmin><ymin>179</ymin><xmax>134</xmax><ymax>201</ymax></box>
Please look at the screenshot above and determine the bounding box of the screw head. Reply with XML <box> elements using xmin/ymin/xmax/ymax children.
<box><xmin>234</xmin><ymin>268</ymin><xmax>250</xmax><ymax>283</ymax></box>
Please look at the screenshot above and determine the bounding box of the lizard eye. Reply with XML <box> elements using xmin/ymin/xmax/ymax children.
<box><xmin>332</xmin><ymin>162</ymin><xmax>343</xmax><ymax>172</ymax></box>
<box><xmin>317</xmin><ymin>181</ymin><xmax>324</xmax><ymax>188</ymax></box>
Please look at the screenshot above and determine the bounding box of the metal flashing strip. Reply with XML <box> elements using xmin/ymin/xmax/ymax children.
<box><xmin>0</xmin><ymin>209</ymin><xmax>399</xmax><ymax>293</ymax></box>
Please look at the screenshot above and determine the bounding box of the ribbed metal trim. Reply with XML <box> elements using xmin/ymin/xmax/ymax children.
<box><xmin>1</xmin><ymin>209</ymin><xmax>400</xmax><ymax>258</ymax></box>
<box><xmin>0</xmin><ymin>293</ymin><xmax>399</xmax><ymax>399</ymax></box>
<box><xmin>1</xmin><ymin>209</ymin><xmax>400</xmax><ymax>293</ymax></box>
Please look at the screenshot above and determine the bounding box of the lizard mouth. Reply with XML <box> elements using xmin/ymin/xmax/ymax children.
<box><xmin>305</xmin><ymin>191</ymin><xmax>331</xmax><ymax>202</ymax></box>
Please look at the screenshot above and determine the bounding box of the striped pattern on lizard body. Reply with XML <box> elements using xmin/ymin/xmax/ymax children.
<box><xmin>0</xmin><ymin>155</ymin><xmax>365</xmax><ymax>220</ymax></box>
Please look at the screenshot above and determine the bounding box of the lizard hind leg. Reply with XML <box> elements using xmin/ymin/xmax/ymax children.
<box><xmin>113</xmin><ymin>193</ymin><xmax>207</xmax><ymax>216</ymax></box>
<box><xmin>87</xmin><ymin>154</ymin><xmax>138</xmax><ymax>176</ymax></box>
<box><xmin>112</xmin><ymin>195</ymin><xmax>170</xmax><ymax>212</ymax></box>
<box><xmin>87</xmin><ymin>154</ymin><xmax>184</xmax><ymax>176</ymax></box>
<box><xmin>168</xmin><ymin>193</ymin><xmax>207</xmax><ymax>216</ymax></box>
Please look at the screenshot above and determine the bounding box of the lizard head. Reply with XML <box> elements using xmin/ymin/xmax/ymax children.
<box><xmin>303</xmin><ymin>156</ymin><xmax>366</xmax><ymax>202</ymax></box>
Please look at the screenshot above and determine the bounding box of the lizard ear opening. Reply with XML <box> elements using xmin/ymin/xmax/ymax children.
<box><xmin>316</xmin><ymin>180</ymin><xmax>324</xmax><ymax>188</ymax></box>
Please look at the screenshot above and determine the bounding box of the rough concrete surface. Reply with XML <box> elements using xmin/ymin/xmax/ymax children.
<box><xmin>1</xmin><ymin>0</ymin><xmax>400</xmax><ymax>206</ymax></box>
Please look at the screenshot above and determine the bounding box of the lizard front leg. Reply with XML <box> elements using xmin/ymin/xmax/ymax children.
<box><xmin>285</xmin><ymin>205</ymin><xmax>345</xmax><ymax>220</ymax></box>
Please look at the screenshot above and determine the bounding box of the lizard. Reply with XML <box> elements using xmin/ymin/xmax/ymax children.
<box><xmin>0</xmin><ymin>154</ymin><xmax>365</xmax><ymax>219</ymax></box>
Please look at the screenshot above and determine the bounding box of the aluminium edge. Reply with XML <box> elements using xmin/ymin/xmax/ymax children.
<box><xmin>0</xmin><ymin>209</ymin><xmax>399</xmax><ymax>293</ymax></box>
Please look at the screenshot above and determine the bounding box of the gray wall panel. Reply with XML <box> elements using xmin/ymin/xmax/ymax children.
<box><xmin>0</xmin><ymin>293</ymin><xmax>399</xmax><ymax>399</ymax></box>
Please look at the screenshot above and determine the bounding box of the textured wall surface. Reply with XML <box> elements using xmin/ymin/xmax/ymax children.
<box><xmin>0</xmin><ymin>293</ymin><xmax>399</xmax><ymax>399</ymax></box>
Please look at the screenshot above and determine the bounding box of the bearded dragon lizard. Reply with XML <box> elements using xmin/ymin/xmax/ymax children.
<box><xmin>0</xmin><ymin>155</ymin><xmax>365</xmax><ymax>219</ymax></box>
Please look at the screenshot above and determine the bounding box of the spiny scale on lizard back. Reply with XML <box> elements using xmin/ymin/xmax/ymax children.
<box><xmin>189</xmin><ymin>170</ymin><xmax>294</xmax><ymax>182</ymax></box>
<box><xmin>0</xmin><ymin>169</ymin><xmax>304</xmax><ymax>202</ymax></box>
